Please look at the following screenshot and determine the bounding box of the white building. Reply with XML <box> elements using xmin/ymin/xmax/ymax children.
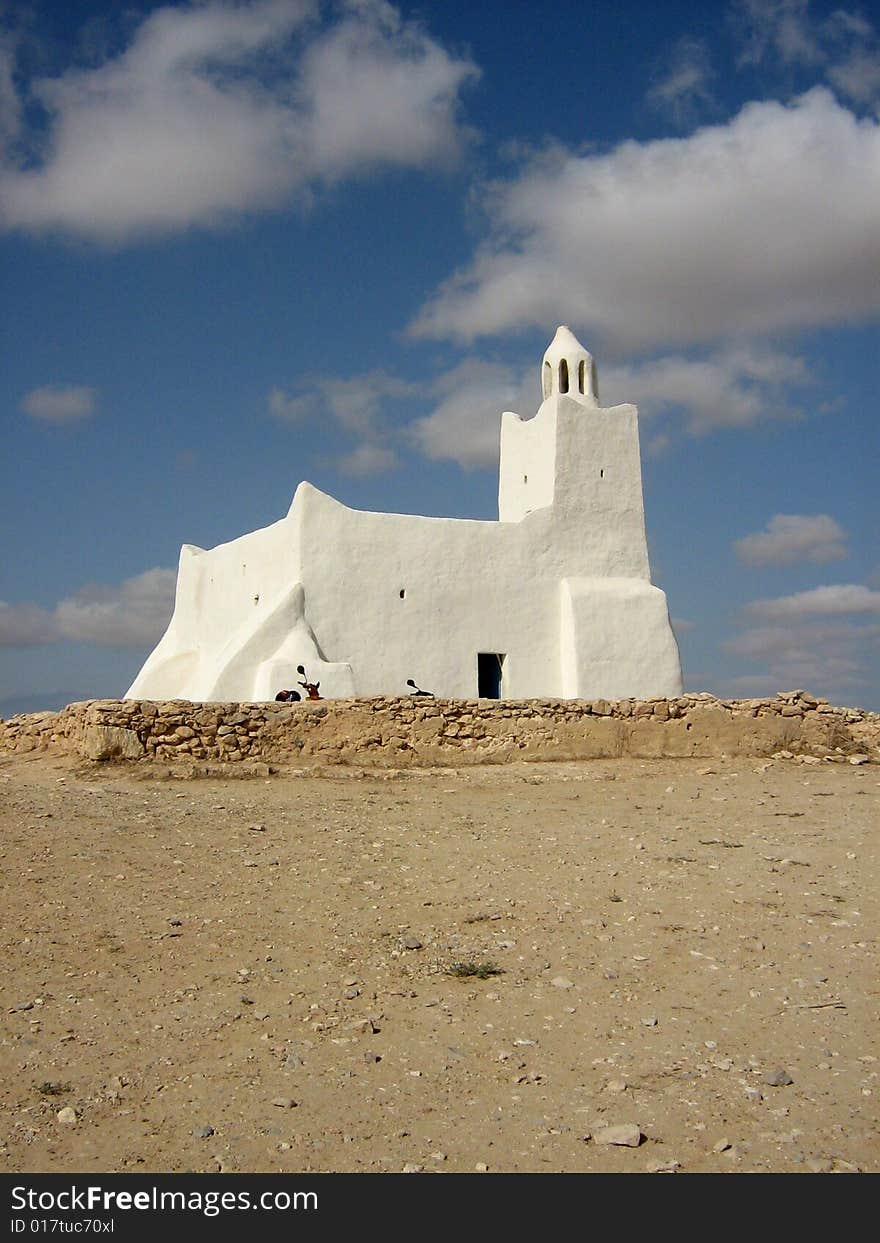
<box><xmin>127</xmin><ymin>327</ymin><xmax>682</xmax><ymax>703</ymax></box>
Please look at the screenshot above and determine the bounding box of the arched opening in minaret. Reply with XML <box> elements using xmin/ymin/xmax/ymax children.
<box><xmin>543</xmin><ymin>361</ymin><xmax>552</xmax><ymax>398</ymax></box>
<box><xmin>578</xmin><ymin>360</ymin><xmax>585</xmax><ymax>394</ymax></box>
<box><xmin>559</xmin><ymin>359</ymin><xmax>569</xmax><ymax>393</ymax></box>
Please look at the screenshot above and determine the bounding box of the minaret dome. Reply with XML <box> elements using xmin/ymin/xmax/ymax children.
<box><xmin>541</xmin><ymin>325</ymin><xmax>598</xmax><ymax>404</ymax></box>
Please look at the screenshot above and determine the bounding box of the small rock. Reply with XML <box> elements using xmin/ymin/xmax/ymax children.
<box><xmin>343</xmin><ymin>987</ymin><xmax>361</xmax><ymax>1000</ymax></box>
<box><xmin>402</xmin><ymin>937</ymin><xmax>423</xmax><ymax>950</ymax></box>
<box><xmin>193</xmin><ymin>1126</ymin><xmax>215</xmax><ymax>1138</ymax></box>
<box><xmin>744</xmin><ymin>1088</ymin><xmax>764</xmax><ymax>1103</ymax></box>
<box><xmin>591</xmin><ymin>1123</ymin><xmax>643</xmax><ymax>1147</ymax></box>
<box><xmin>13</xmin><ymin>1001</ymin><xmax>34</xmax><ymax>1012</ymax></box>
<box><xmin>848</xmin><ymin>754</ymin><xmax>869</xmax><ymax>765</ymax></box>
<box><xmin>806</xmin><ymin>1156</ymin><xmax>834</xmax><ymax>1174</ymax></box>
<box><xmin>402</xmin><ymin>1163</ymin><xmax>423</xmax><ymax>1174</ymax></box>
<box><xmin>551</xmin><ymin>976</ymin><xmax>574</xmax><ymax>990</ymax></box>
<box><xmin>474</xmin><ymin>1162</ymin><xmax>489</xmax><ymax>1172</ymax></box>
<box><xmin>248</xmin><ymin>823</ymin><xmax>266</xmax><ymax>831</ymax></box>
<box><xmin>713</xmin><ymin>1139</ymin><xmax>732</xmax><ymax>1153</ymax></box>
<box><xmin>605</xmin><ymin>1078</ymin><xmax>628</xmax><ymax>1093</ymax></box>
<box><xmin>271</xmin><ymin>1097</ymin><xmax>296</xmax><ymax>1109</ymax></box>
<box><xmin>56</xmin><ymin>1107</ymin><xmax>77</xmax><ymax>1126</ymax></box>
<box><xmin>763</xmin><ymin>1069</ymin><xmax>794</xmax><ymax>1087</ymax></box>
<box><xmin>645</xmin><ymin>1158</ymin><xmax>680</xmax><ymax>1173</ymax></box>
<box><xmin>642</xmin><ymin>1016</ymin><xmax>658</xmax><ymax>1027</ymax></box>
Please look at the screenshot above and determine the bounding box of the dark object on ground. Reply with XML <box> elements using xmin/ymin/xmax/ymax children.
<box><xmin>274</xmin><ymin>689</ymin><xmax>302</xmax><ymax>702</ymax></box>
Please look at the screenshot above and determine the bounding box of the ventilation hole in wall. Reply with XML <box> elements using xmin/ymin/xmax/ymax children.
<box><xmin>523</xmin><ymin>474</ymin><xmax>528</xmax><ymax>484</ymax></box>
<box><xmin>559</xmin><ymin>358</ymin><xmax>569</xmax><ymax>393</ymax></box>
<box><xmin>543</xmin><ymin>360</ymin><xmax>552</xmax><ymax>398</ymax></box>
<box><xmin>253</xmin><ymin>594</ymin><xmax>260</xmax><ymax>605</ymax></box>
<box><xmin>600</xmin><ymin>468</ymin><xmax>605</xmax><ymax>478</ymax></box>
<box><xmin>399</xmin><ymin>589</ymin><xmax>406</xmax><ymax>599</ymax></box>
<box><xmin>578</xmin><ymin>359</ymin><xmax>585</xmax><ymax>394</ymax></box>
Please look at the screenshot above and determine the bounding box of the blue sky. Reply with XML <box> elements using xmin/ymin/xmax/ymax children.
<box><xmin>1</xmin><ymin>0</ymin><xmax>878</xmax><ymax>714</ymax></box>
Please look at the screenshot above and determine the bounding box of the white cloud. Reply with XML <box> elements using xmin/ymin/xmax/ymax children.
<box><xmin>723</xmin><ymin>616</ymin><xmax>879</xmax><ymax>700</ymax></box>
<box><xmin>319</xmin><ymin>370</ymin><xmax>417</xmax><ymax>435</ymax></box>
<box><xmin>268</xmin><ymin>386</ymin><xmax>312</xmax><ymax>422</ymax></box>
<box><xmin>602</xmin><ymin>345</ymin><xmax>810</xmax><ymax>432</ymax></box>
<box><xmin>745</xmin><ymin>583</ymin><xmax>880</xmax><ymax>619</ymax></box>
<box><xmin>54</xmin><ymin>568</ymin><xmax>176</xmax><ymax>647</ymax></box>
<box><xmin>647</xmin><ymin>37</ymin><xmax>715</xmax><ymax>123</ymax></box>
<box><xmin>735</xmin><ymin>0</ymin><xmax>822</xmax><ymax>68</ymax></box>
<box><xmin>827</xmin><ymin>48</ymin><xmax>880</xmax><ymax>105</ymax></box>
<box><xmin>734</xmin><ymin>513</ymin><xmax>848</xmax><ymax>566</ymax></box>
<box><xmin>270</xmin><ymin>367</ymin><xmax>416</xmax><ymax>473</ymax></box>
<box><xmin>21</xmin><ymin>384</ymin><xmax>97</xmax><ymax>423</ymax></box>
<box><xmin>0</xmin><ymin>602</ymin><xmax>58</xmax><ymax>646</ymax></box>
<box><xmin>409</xmin><ymin>358</ymin><xmax>539</xmax><ymax>469</ymax></box>
<box><xmin>0</xmin><ymin>569</ymin><xmax>176</xmax><ymax>649</ymax></box>
<box><xmin>297</xmin><ymin>0</ymin><xmax>477</xmax><ymax>179</ymax></box>
<box><xmin>0</xmin><ymin>0</ymin><xmax>477</xmax><ymax>242</ymax></box>
<box><xmin>735</xmin><ymin>0</ymin><xmax>880</xmax><ymax>107</ymax></box>
<box><xmin>0</xmin><ymin>34</ymin><xmax>21</xmax><ymax>157</ymax></box>
<box><xmin>410</xmin><ymin>88</ymin><xmax>880</xmax><ymax>351</ymax></box>
<box><xmin>336</xmin><ymin>442</ymin><xmax>398</xmax><ymax>475</ymax></box>
<box><xmin>271</xmin><ymin>369</ymin><xmax>416</xmax><ymax>430</ymax></box>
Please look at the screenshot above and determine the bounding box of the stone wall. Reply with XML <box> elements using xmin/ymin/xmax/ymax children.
<box><xmin>0</xmin><ymin>690</ymin><xmax>877</xmax><ymax>768</ymax></box>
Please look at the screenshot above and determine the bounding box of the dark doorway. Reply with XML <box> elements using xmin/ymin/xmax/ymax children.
<box><xmin>478</xmin><ymin>652</ymin><xmax>505</xmax><ymax>698</ymax></box>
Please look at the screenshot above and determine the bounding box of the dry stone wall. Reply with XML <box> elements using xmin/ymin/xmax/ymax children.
<box><xmin>0</xmin><ymin>690</ymin><xmax>877</xmax><ymax>768</ymax></box>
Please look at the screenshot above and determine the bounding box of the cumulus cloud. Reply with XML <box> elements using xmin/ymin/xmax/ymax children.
<box><xmin>409</xmin><ymin>358</ymin><xmax>540</xmax><ymax>469</ymax></box>
<box><xmin>336</xmin><ymin>442</ymin><xmax>398</xmax><ymax>475</ymax></box>
<box><xmin>21</xmin><ymin>384</ymin><xmax>97</xmax><ymax>423</ymax></box>
<box><xmin>270</xmin><ymin>369</ymin><xmax>416</xmax><ymax>430</ymax></box>
<box><xmin>268</xmin><ymin>386</ymin><xmax>312</xmax><ymax>422</ymax></box>
<box><xmin>725</xmin><ymin>579</ymin><xmax>880</xmax><ymax>702</ymax></box>
<box><xmin>0</xmin><ymin>569</ymin><xmax>176</xmax><ymax>649</ymax></box>
<box><xmin>410</xmin><ymin>88</ymin><xmax>880</xmax><ymax>351</ymax></box>
<box><xmin>54</xmin><ymin>568</ymin><xmax>176</xmax><ymax>647</ymax></box>
<box><xmin>724</xmin><ymin>616</ymin><xmax>879</xmax><ymax>700</ymax></box>
<box><xmin>270</xmin><ymin>367</ymin><xmax>415</xmax><ymax>473</ymax></box>
<box><xmin>0</xmin><ymin>601</ymin><xmax>58</xmax><ymax>646</ymax></box>
<box><xmin>602</xmin><ymin>345</ymin><xmax>810</xmax><ymax>432</ymax></box>
<box><xmin>745</xmin><ymin>583</ymin><xmax>880</xmax><ymax>619</ymax></box>
<box><xmin>297</xmin><ymin>0</ymin><xmax>477</xmax><ymax>178</ymax></box>
<box><xmin>734</xmin><ymin>513</ymin><xmax>849</xmax><ymax>566</ymax></box>
<box><xmin>0</xmin><ymin>0</ymin><xmax>477</xmax><ymax>242</ymax></box>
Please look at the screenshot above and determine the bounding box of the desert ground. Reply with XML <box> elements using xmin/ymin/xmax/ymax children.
<box><xmin>1</xmin><ymin>750</ymin><xmax>876</xmax><ymax>1174</ymax></box>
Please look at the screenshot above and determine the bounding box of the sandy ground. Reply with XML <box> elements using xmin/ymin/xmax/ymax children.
<box><xmin>0</xmin><ymin>751</ymin><xmax>877</xmax><ymax>1175</ymax></box>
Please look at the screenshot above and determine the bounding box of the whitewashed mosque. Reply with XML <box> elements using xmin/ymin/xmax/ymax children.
<box><xmin>127</xmin><ymin>327</ymin><xmax>682</xmax><ymax>702</ymax></box>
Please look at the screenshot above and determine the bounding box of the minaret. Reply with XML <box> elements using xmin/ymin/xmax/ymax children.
<box><xmin>497</xmin><ymin>325</ymin><xmax>651</xmax><ymax>580</ymax></box>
